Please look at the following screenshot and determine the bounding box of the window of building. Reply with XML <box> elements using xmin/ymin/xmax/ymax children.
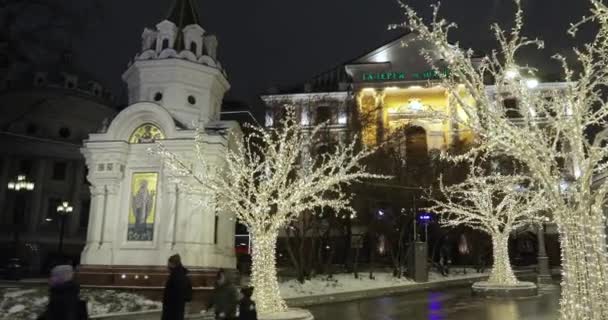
<box><xmin>315</xmin><ymin>106</ymin><xmax>333</xmax><ymax>124</ymax></box>
<box><xmin>80</xmin><ymin>199</ymin><xmax>90</xmax><ymax>229</ymax></box>
<box><xmin>162</xmin><ymin>38</ymin><xmax>169</xmax><ymax>50</ymax></box>
<box><xmin>19</xmin><ymin>159</ymin><xmax>32</xmax><ymax>175</ymax></box>
<box><xmin>405</xmin><ymin>126</ymin><xmax>428</xmax><ymax>159</ymax></box>
<box><xmin>154</xmin><ymin>92</ymin><xmax>163</xmax><ymax>101</ymax></box>
<box><xmin>187</xmin><ymin>95</ymin><xmax>196</xmax><ymax>105</ymax></box>
<box><xmin>59</xmin><ymin>127</ymin><xmax>71</xmax><ymax>138</ymax></box>
<box><xmin>189</xmin><ymin>42</ymin><xmax>197</xmax><ymax>54</ymax></box>
<box><xmin>52</xmin><ymin>162</ymin><xmax>67</xmax><ymax>180</ymax></box>
<box><xmin>503</xmin><ymin>98</ymin><xmax>521</xmax><ymax>118</ymax></box>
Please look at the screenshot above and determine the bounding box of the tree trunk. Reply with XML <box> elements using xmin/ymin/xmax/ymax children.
<box><xmin>558</xmin><ymin>214</ymin><xmax>608</xmax><ymax>320</ymax></box>
<box><xmin>251</xmin><ymin>231</ymin><xmax>287</xmax><ymax>314</ymax></box>
<box><xmin>488</xmin><ymin>233</ymin><xmax>517</xmax><ymax>285</ymax></box>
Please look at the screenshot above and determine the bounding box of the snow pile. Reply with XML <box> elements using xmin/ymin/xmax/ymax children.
<box><xmin>280</xmin><ymin>270</ymin><xmax>486</xmax><ymax>299</ymax></box>
<box><xmin>0</xmin><ymin>288</ymin><xmax>161</xmax><ymax>320</ymax></box>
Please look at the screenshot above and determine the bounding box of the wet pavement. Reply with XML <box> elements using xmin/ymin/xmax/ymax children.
<box><xmin>308</xmin><ymin>284</ymin><xmax>561</xmax><ymax>320</ymax></box>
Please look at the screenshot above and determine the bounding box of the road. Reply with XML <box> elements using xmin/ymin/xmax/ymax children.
<box><xmin>308</xmin><ymin>284</ymin><xmax>561</xmax><ymax>320</ymax></box>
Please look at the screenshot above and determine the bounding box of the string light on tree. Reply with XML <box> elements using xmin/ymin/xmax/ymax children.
<box><xmin>154</xmin><ymin>107</ymin><xmax>384</xmax><ymax>314</ymax></box>
<box><xmin>429</xmin><ymin>170</ymin><xmax>548</xmax><ymax>285</ymax></box>
<box><xmin>399</xmin><ymin>0</ymin><xmax>608</xmax><ymax>318</ymax></box>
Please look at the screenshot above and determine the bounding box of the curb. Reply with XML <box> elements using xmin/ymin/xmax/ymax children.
<box><xmin>284</xmin><ymin>270</ymin><xmax>540</xmax><ymax>307</ymax></box>
<box><xmin>283</xmin><ymin>275</ymin><xmax>489</xmax><ymax>307</ymax></box>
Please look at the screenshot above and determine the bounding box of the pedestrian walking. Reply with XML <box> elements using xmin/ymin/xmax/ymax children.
<box><xmin>207</xmin><ymin>269</ymin><xmax>239</xmax><ymax>320</ymax></box>
<box><xmin>238</xmin><ymin>286</ymin><xmax>257</xmax><ymax>320</ymax></box>
<box><xmin>38</xmin><ymin>264</ymin><xmax>85</xmax><ymax>320</ymax></box>
<box><xmin>439</xmin><ymin>242</ymin><xmax>452</xmax><ymax>276</ymax></box>
<box><xmin>162</xmin><ymin>254</ymin><xmax>193</xmax><ymax>320</ymax></box>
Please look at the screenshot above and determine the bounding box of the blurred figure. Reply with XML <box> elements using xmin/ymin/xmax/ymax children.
<box><xmin>207</xmin><ymin>269</ymin><xmax>239</xmax><ymax>320</ymax></box>
<box><xmin>38</xmin><ymin>264</ymin><xmax>83</xmax><ymax>320</ymax></box>
<box><xmin>238</xmin><ymin>286</ymin><xmax>257</xmax><ymax>320</ymax></box>
<box><xmin>162</xmin><ymin>254</ymin><xmax>192</xmax><ymax>320</ymax></box>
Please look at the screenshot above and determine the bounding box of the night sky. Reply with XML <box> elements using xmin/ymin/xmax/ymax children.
<box><xmin>67</xmin><ymin>0</ymin><xmax>590</xmax><ymax>110</ymax></box>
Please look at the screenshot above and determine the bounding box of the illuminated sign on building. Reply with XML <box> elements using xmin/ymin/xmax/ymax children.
<box><xmin>362</xmin><ymin>69</ymin><xmax>450</xmax><ymax>82</ymax></box>
<box><xmin>362</xmin><ymin>72</ymin><xmax>406</xmax><ymax>81</ymax></box>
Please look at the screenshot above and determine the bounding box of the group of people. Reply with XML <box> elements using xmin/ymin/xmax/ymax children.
<box><xmin>36</xmin><ymin>254</ymin><xmax>256</xmax><ymax>320</ymax></box>
<box><xmin>162</xmin><ymin>254</ymin><xmax>257</xmax><ymax>320</ymax></box>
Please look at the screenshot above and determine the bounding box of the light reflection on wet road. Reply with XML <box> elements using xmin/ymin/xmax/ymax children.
<box><xmin>308</xmin><ymin>285</ymin><xmax>560</xmax><ymax>320</ymax></box>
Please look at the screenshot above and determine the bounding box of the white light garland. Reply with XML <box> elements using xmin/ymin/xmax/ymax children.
<box><xmin>429</xmin><ymin>171</ymin><xmax>548</xmax><ymax>285</ymax></box>
<box><xmin>154</xmin><ymin>107</ymin><xmax>384</xmax><ymax>314</ymax></box>
<box><xmin>399</xmin><ymin>0</ymin><xmax>608</xmax><ymax>318</ymax></box>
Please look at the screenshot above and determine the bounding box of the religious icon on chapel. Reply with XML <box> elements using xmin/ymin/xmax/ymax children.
<box><xmin>127</xmin><ymin>172</ymin><xmax>158</xmax><ymax>241</ymax></box>
<box><xmin>129</xmin><ymin>123</ymin><xmax>165</xmax><ymax>144</ymax></box>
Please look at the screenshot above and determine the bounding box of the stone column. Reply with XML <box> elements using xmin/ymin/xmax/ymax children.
<box><xmin>0</xmin><ymin>157</ymin><xmax>13</xmax><ymax>225</ymax></box>
<box><xmin>537</xmin><ymin>223</ymin><xmax>552</xmax><ymax>284</ymax></box>
<box><xmin>27</xmin><ymin>159</ymin><xmax>48</xmax><ymax>234</ymax></box>
<box><xmin>165</xmin><ymin>183</ymin><xmax>179</xmax><ymax>249</ymax></box>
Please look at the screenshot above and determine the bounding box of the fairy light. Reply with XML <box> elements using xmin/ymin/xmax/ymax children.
<box><xmin>430</xmin><ymin>172</ymin><xmax>548</xmax><ymax>285</ymax></box>
<box><xmin>154</xmin><ymin>107</ymin><xmax>385</xmax><ymax>314</ymax></box>
<box><xmin>399</xmin><ymin>0</ymin><xmax>608</xmax><ymax>318</ymax></box>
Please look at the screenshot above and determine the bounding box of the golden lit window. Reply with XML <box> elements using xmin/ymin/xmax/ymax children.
<box><xmin>129</xmin><ymin>123</ymin><xmax>165</xmax><ymax>144</ymax></box>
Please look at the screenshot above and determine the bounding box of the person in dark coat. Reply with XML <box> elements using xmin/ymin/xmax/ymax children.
<box><xmin>207</xmin><ymin>269</ymin><xmax>239</xmax><ymax>320</ymax></box>
<box><xmin>439</xmin><ymin>242</ymin><xmax>452</xmax><ymax>276</ymax></box>
<box><xmin>162</xmin><ymin>254</ymin><xmax>191</xmax><ymax>320</ymax></box>
<box><xmin>40</xmin><ymin>264</ymin><xmax>82</xmax><ymax>320</ymax></box>
<box><xmin>238</xmin><ymin>287</ymin><xmax>257</xmax><ymax>320</ymax></box>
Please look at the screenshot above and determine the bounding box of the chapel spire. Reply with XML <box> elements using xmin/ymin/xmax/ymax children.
<box><xmin>166</xmin><ymin>0</ymin><xmax>200</xmax><ymax>29</ymax></box>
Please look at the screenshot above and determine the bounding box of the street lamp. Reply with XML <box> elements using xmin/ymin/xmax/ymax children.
<box><xmin>7</xmin><ymin>175</ymin><xmax>35</xmax><ymax>258</ymax></box>
<box><xmin>515</xmin><ymin>183</ymin><xmax>552</xmax><ymax>283</ymax></box>
<box><xmin>56</xmin><ymin>201</ymin><xmax>73</xmax><ymax>256</ymax></box>
<box><xmin>7</xmin><ymin>175</ymin><xmax>35</xmax><ymax>191</ymax></box>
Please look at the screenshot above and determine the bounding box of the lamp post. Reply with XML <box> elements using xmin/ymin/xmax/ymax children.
<box><xmin>56</xmin><ymin>201</ymin><xmax>73</xmax><ymax>256</ymax></box>
<box><xmin>536</xmin><ymin>222</ymin><xmax>552</xmax><ymax>284</ymax></box>
<box><xmin>7</xmin><ymin>175</ymin><xmax>35</xmax><ymax>257</ymax></box>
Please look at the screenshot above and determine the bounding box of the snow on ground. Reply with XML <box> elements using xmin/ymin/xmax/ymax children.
<box><xmin>0</xmin><ymin>287</ymin><xmax>161</xmax><ymax>320</ymax></box>
<box><xmin>280</xmin><ymin>269</ymin><xmax>486</xmax><ymax>299</ymax></box>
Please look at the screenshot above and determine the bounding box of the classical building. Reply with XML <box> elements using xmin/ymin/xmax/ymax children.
<box><xmin>78</xmin><ymin>0</ymin><xmax>241</xmax><ymax>287</ymax></box>
<box><xmin>262</xmin><ymin>33</ymin><xmax>569</xmax><ymax>267</ymax></box>
<box><xmin>0</xmin><ymin>51</ymin><xmax>117</xmax><ymax>273</ymax></box>
<box><xmin>262</xmin><ymin>33</ymin><xmax>478</xmax><ymax>155</ymax></box>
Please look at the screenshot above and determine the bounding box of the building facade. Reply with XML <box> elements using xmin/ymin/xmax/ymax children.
<box><xmin>262</xmin><ymin>33</ymin><xmax>569</xmax><ymax>267</ymax></box>
<box><xmin>78</xmin><ymin>0</ymin><xmax>241</xmax><ymax>288</ymax></box>
<box><xmin>0</xmin><ymin>53</ymin><xmax>117</xmax><ymax>273</ymax></box>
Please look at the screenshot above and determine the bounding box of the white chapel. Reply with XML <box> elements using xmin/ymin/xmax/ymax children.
<box><xmin>78</xmin><ymin>0</ymin><xmax>239</xmax><ymax>287</ymax></box>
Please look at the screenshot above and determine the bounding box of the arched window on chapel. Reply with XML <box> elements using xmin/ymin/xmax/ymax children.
<box><xmin>129</xmin><ymin>123</ymin><xmax>165</xmax><ymax>144</ymax></box>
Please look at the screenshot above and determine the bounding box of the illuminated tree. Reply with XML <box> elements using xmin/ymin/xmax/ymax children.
<box><xmin>429</xmin><ymin>171</ymin><xmax>547</xmax><ymax>285</ymax></box>
<box><xmin>156</xmin><ymin>107</ymin><xmax>381</xmax><ymax>314</ymax></box>
<box><xmin>399</xmin><ymin>0</ymin><xmax>608</xmax><ymax>318</ymax></box>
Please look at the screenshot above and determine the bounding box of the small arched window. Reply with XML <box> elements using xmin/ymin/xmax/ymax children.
<box><xmin>154</xmin><ymin>92</ymin><xmax>163</xmax><ymax>102</ymax></box>
<box><xmin>503</xmin><ymin>98</ymin><xmax>521</xmax><ymax>118</ymax></box>
<box><xmin>129</xmin><ymin>123</ymin><xmax>165</xmax><ymax>144</ymax></box>
<box><xmin>162</xmin><ymin>38</ymin><xmax>170</xmax><ymax>50</ymax></box>
<box><xmin>189</xmin><ymin>42</ymin><xmax>197</xmax><ymax>54</ymax></box>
